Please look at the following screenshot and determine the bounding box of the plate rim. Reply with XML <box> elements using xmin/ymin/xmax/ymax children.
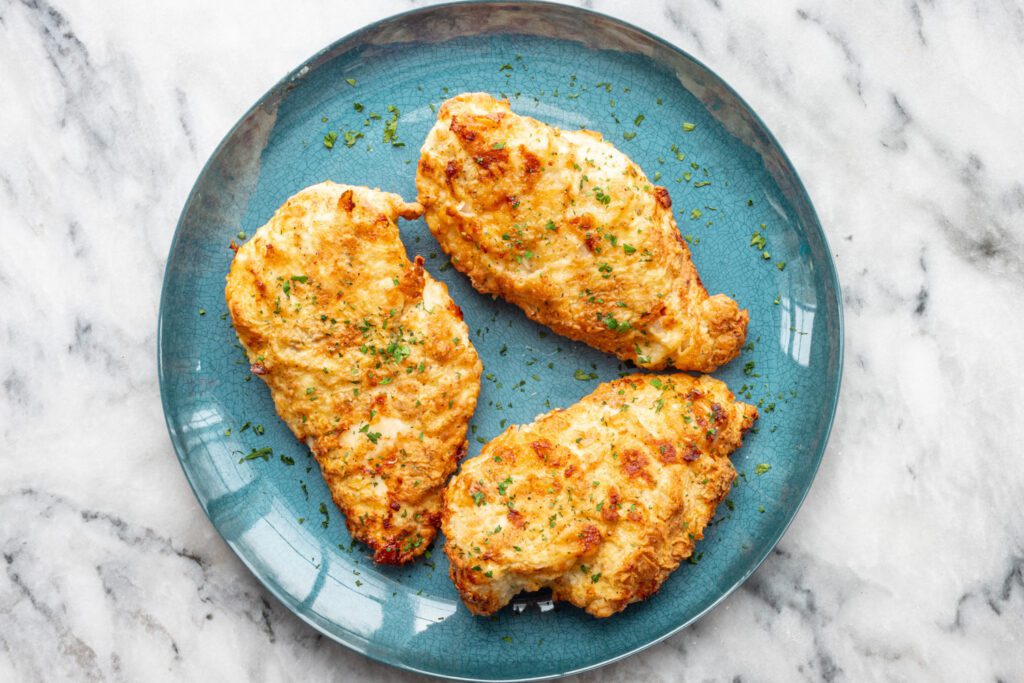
<box><xmin>157</xmin><ymin>1</ymin><xmax>845</xmax><ymax>680</ymax></box>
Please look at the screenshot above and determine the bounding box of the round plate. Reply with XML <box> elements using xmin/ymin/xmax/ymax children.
<box><xmin>158</xmin><ymin>2</ymin><xmax>843</xmax><ymax>680</ymax></box>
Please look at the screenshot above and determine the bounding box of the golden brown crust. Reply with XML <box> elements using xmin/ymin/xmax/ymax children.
<box><xmin>225</xmin><ymin>182</ymin><xmax>481</xmax><ymax>564</ymax></box>
<box><xmin>442</xmin><ymin>373</ymin><xmax>757</xmax><ymax>617</ymax></box>
<box><xmin>416</xmin><ymin>92</ymin><xmax>748</xmax><ymax>373</ymax></box>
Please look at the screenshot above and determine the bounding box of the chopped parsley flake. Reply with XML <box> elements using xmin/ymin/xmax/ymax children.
<box><xmin>382</xmin><ymin>105</ymin><xmax>403</xmax><ymax>147</ymax></box>
<box><xmin>602</xmin><ymin>313</ymin><xmax>631</xmax><ymax>332</ymax></box>
<box><xmin>386</xmin><ymin>341</ymin><xmax>411</xmax><ymax>363</ymax></box>
<box><xmin>238</xmin><ymin>447</ymin><xmax>272</xmax><ymax>463</ymax></box>
<box><xmin>343</xmin><ymin>129</ymin><xmax>363</xmax><ymax>147</ymax></box>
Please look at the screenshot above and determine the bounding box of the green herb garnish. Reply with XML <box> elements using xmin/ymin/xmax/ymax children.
<box><xmin>238</xmin><ymin>447</ymin><xmax>272</xmax><ymax>463</ymax></box>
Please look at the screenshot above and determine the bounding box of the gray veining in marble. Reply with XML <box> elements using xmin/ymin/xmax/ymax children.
<box><xmin>1</xmin><ymin>0</ymin><xmax>1022</xmax><ymax>680</ymax></box>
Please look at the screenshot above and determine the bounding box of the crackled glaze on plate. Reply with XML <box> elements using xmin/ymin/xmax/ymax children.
<box><xmin>158</xmin><ymin>3</ymin><xmax>842</xmax><ymax>680</ymax></box>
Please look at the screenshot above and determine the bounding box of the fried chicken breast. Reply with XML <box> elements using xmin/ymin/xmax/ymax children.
<box><xmin>442</xmin><ymin>373</ymin><xmax>757</xmax><ymax>617</ymax></box>
<box><xmin>226</xmin><ymin>182</ymin><xmax>482</xmax><ymax>564</ymax></box>
<box><xmin>416</xmin><ymin>93</ymin><xmax>748</xmax><ymax>373</ymax></box>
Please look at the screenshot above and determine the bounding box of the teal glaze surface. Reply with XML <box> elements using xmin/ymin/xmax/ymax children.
<box><xmin>158</xmin><ymin>3</ymin><xmax>843</xmax><ymax>680</ymax></box>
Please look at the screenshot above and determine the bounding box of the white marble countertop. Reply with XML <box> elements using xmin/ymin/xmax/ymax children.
<box><xmin>2</xmin><ymin>0</ymin><xmax>1023</xmax><ymax>680</ymax></box>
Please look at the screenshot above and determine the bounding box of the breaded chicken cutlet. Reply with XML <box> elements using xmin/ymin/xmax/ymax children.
<box><xmin>442</xmin><ymin>374</ymin><xmax>757</xmax><ymax>617</ymax></box>
<box><xmin>226</xmin><ymin>182</ymin><xmax>482</xmax><ymax>564</ymax></box>
<box><xmin>417</xmin><ymin>93</ymin><xmax>748</xmax><ymax>373</ymax></box>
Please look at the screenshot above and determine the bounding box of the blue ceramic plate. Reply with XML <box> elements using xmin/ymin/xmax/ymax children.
<box><xmin>158</xmin><ymin>3</ymin><xmax>842</xmax><ymax>680</ymax></box>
